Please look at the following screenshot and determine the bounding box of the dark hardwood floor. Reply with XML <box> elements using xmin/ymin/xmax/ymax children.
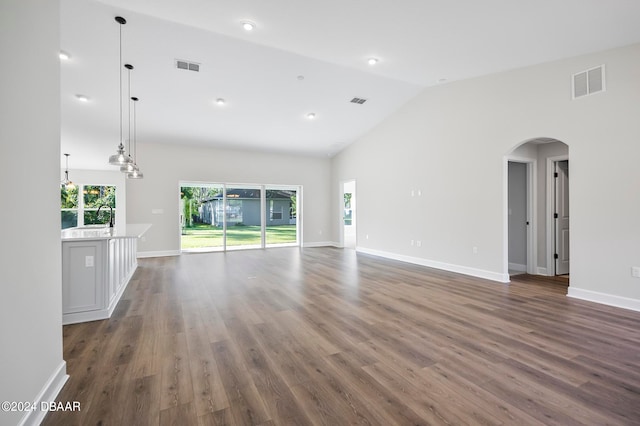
<box><xmin>44</xmin><ymin>247</ymin><xmax>640</xmax><ymax>425</ymax></box>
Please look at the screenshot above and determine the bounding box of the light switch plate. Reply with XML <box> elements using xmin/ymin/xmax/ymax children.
<box><xmin>85</xmin><ymin>255</ymin><xmax>94</xmax><ymax>267</ymax></box>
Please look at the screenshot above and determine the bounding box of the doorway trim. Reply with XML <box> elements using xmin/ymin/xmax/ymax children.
<box><xmin>546</xmin><ymin>155</ymin><xmax>569</xmax><ymax>276</ymax></box>
<box><xmin>504</xmin><ymin>155</ymin><xmax>537</xmax><ymax>279</ymax></box>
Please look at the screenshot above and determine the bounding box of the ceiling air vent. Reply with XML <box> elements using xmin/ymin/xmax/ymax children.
<box><xmin>350</xmin><ymin>97</ymin><xmax>367</xmax><ymax>104</ymax></box>
<box><xmin>572</xmin><ymin>65</ymin><xmax>605</xmax><ymax>99</ymax></box>
<box><xmin>176</xmin><ymin>59</ymin><xmax>200</xmax><ymax>72</ymax></box>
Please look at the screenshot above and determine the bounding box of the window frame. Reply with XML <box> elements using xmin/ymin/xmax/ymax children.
<box><xmin>61</xmin><ymin>184</ymin><xmax>117</xmax><ymax>229</ymax></box>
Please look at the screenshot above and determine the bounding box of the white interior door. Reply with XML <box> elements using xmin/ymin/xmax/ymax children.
<box><xmin>554</xmin><ymin>160</ymin><xmax>570</xmax><ymax>275</ymax></box>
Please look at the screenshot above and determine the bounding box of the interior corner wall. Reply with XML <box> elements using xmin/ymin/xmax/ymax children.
<box><xmin>0</xmin><ymin>1</ymin><xmax>66</xmax><ymax>425</ymax></box>
<box><xmin>126</xmin><ymin>143</ymin><xmax>332</xmax><ymax>255</ymax></box>
<box><xmin>331</xmin><ymin>43</ymin><xmax>640</xmax><ymax>307</ymax></box>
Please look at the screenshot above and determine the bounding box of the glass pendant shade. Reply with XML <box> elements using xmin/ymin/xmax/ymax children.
<box><xmin>126</xmin><ymin>165</ymin><xmax>143</xmax><ymax>179</ymax></box>
<box><xmin>61</xmin><ymin>153</ymin><xmax>76</xmax><ymax>189</ymax></box>
<box><xmin>61</xmin><ymin>171</ymin><xmax>76</xmax><ymax>189</ymax></box>
<box><xmin>108</xmin><ymin>143</ymin><xmax>133</xmax><ymax>165</ymax></box>
<box><xmin>119</xmin><ymin>159</ymin><xmax>136</xmax><ymax>172</ymax></box>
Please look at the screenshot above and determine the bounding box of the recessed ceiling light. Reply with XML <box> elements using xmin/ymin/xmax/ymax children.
<box><xmin>367</xmin><ymin>57</ymin><xmax>379</xmax><ymax>66</ymax></box>
<box><xmin>438</xmin><ymin>78</ymin><xmax>448</xmax><ymax>83</ymax></box>
<box><xmin>75</xmin><ymin>94</ymin><xmax>89</xmax><ymax>102</ymax></box>
<box><xmin>59</xmin><ymin>51</ymin><xmax>71</xmax><ymax>60</ymax></box>
<box><xmin>241</xmin><ymin>20</ymin><xmax>255</xmax><ymax>31</ymax></box>
<box><xmin>216</xmin><ymin>98</ymin><xmax>226</xmax><ymax>105</ymax></box>
<box><xmin>306</xmin><ymin>112</ymin><xmax>316</xmax><ymax>119</ymax></box>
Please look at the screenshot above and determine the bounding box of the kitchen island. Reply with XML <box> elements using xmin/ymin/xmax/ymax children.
<box><xmin>61</xmin><ymin>224</ymin><xmax>151</xmax><ymax>325</ymax></box>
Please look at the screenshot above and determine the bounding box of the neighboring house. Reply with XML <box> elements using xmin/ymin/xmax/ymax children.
<box><xmin>198</xmin><ymin>189</ymin><xmax>295</xmax><ymax>226</ymax></box>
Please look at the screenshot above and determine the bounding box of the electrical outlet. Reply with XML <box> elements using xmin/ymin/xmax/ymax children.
<box><xmin>632</xmin><ymin>267</ymin><xmax>640</xmax><ymax>278</ymax></box>
<box><xmin>85</xmin><ymin>255</ymin><xmax>94</xmax><ymax>267</ymax></box>
<box><xmin>472</xmin><ymin>246</ymin><xmax>478</xmax><ymax>254</ymax></box>
<box><xmin>366</xmin><ymin>234</ymin><xmax>369</xmax><ymax>240</ymax></box>
<box><xmin>416</xmin><ymin>240</ymin><xmax>422</xmax><ymax>247</ymax></box>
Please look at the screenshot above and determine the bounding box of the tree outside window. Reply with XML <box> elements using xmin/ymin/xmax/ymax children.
<box><xmin>60</xmin><ymin>185</ymin><xmax>116</xmax><ymax>229</ymax></box>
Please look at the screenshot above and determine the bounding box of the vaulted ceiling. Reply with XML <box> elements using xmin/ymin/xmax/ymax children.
<box><xmin>60</xmin><ymin>0</ymin><xmax>640</xmax><ymax>169</ymax></box>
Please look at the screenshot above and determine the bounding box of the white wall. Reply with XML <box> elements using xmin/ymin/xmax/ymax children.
<box><xmin>0</xmin><ymin>1</ymin><xmax>67</xmax><ymax>425</ymax></box>
<box><xmin>331</xmin><ymin>43</ymin><xmax>640</xmax><ymax>309</ymax></box>
<box><xmin>127</xmin><ymin>142</ymin><xmax>332</xmax><ymax>255</ymax></box>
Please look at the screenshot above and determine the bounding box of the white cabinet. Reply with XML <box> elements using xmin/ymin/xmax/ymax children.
<box><xmin>62</xmin><ymin>236</ymin><xmax>139</xmax><ymax>325</ymax></box>
<box><xmin>61</xmin><ymin>240</ymin><xmax>105</xmax><ymax>314</ymax></box>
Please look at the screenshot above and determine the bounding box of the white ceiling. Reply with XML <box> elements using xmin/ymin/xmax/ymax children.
<box><xmin>60</xmin><ymin>0</ymin><xmax>640</xmax><ymax>169</ymax></box>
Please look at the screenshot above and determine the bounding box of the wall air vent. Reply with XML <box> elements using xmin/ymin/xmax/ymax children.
<box><xmin>350</xmin><ymin>97</ymin><xmax>367</xmax><ymax>104</ymax></box>
<box><xmin>572</xmin><ymin>65</ymin><xmax>605</xmax><ymax>99</ymax></box>
<box><xmin>176</xmin><ymin>59</ymin><xmax>200</xmax><ymax>72</ymax></box>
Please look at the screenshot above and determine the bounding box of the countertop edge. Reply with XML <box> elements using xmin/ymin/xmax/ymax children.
<box><xmin>61</xmin><ymin>223</ymin><xmax>152</xmax><ymax>242</ymax></box>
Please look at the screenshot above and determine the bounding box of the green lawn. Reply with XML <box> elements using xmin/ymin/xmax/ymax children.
<box><xmin>181</xmin><ymin>223</ymin><xmax>297</xmax><ymax>249</ymax></box>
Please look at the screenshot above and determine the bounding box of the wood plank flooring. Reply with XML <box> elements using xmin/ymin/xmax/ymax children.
<box><xmin>43</xmin><ymin>247</ymin><xmax>640</xmax><ymax>425</ymax></box>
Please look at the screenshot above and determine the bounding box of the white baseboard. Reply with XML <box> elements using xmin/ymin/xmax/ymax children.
<box><xmin>137</xmin><ymin>250</ymin><xmax>180</xmax><ymax>258</ymax></box>
<box><xmin>357</xmin><ymin>247</ymin><xmax>509</xmax><ymax>283</ymax></box>
<box><xmin>509</xmin><ymin>262</ymin><xmax>527</xmax><ymax>272</ymax></box>
<box><xmin>568</xmin><ymin>287</ymin><xmax>640</xmax><ymax>312</ymax></box>
<box><xmin>18</xmin><ymin>361</ymin><xmax>68</xmax><ymax>426</ymax></box>
<box><xmin>302</xmin><ymin>241</ymin><xmax>338</xmax><ymax>248</ymax></box>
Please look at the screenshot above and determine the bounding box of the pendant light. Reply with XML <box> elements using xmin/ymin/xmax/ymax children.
<box><xmin>108</xmin><ymin>16</ymin><xmax>133</xmax><ymax>166</ymax></box>
<box><xmin>61</xmin><ymin>153</ymin><xmax>76</xmax><ymax>189</ymax></box>
<box><xmin>120</xmin><ymin>63</ymin><xmax>136</xmax><ymax>173</ymax></box>
<box><xmin>127</xmin><ymin>97</ymin><xmax>144</xmax><ymax>179</ymax></box>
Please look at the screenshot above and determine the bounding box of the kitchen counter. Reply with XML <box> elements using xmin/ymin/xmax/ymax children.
<box><xmin>61</xmin><ymin>223</ymin><xmax>151</xmax><ymax>324</ymax></box>
<box><xmin>61</xmin><ymin>223</ymin><xmax>151</xmax><ymax>241</ymax></box>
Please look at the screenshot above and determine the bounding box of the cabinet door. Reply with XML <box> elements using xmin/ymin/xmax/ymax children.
<box><xmin>62</xmin><ymin>241</ymin><xmax>105</xmax><ymax>313</ymax></box>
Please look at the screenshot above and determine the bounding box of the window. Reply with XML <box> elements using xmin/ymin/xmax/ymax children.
<box><xmin>61</xmin><ymin>185</ymin><xmax>78</xmax><ymax>229</ymax></box>
<box><xmin>269</xmin><ymin>200</ymin><xmax>283</xmax><ymax>220</ymax></box>
<box><xmin>60</xmin><ymin>185</ymin><xmax>116</xmax><ymax>229</ymax></box>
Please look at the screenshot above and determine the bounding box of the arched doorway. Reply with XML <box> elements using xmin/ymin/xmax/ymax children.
<box><xmin>504</xmin><ymin>138</ymin><xmax>569</xmax><ymax>280</ymax></box>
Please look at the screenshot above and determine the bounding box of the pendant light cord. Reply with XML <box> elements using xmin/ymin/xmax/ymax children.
<box><xmin>133</xmin><ymin>98</ymin><xmax>137</xmax><ymax>164</ymax></box>
<box><xmin>119</xmin><ymin>22</ymin><xmax>123</xmax><ymax>149</ymax></box>
<box><xmin>127</xmin><ymin>66</ymin><xmax>131</xmax><ymax>156</ymax></box>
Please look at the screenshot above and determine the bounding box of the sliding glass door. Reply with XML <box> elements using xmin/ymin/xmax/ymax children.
<box><xmin>180</xmin><ymin>184</ymin><xmax>224</xmax><ymax>251</ymax></box>
<box><xmin>180</xmin><ymin>183</ymin><xmax>299</xmax><ymax>252</ymax></box>
<box><xmin>225</xmin><ymin>185</ymin><xmax>262</xmax><ymax>250</ymax></box>
<box><xmin>265</xmin><ymin>187</ymin><xmax>298</xmax><ymax>247</ymax></box>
